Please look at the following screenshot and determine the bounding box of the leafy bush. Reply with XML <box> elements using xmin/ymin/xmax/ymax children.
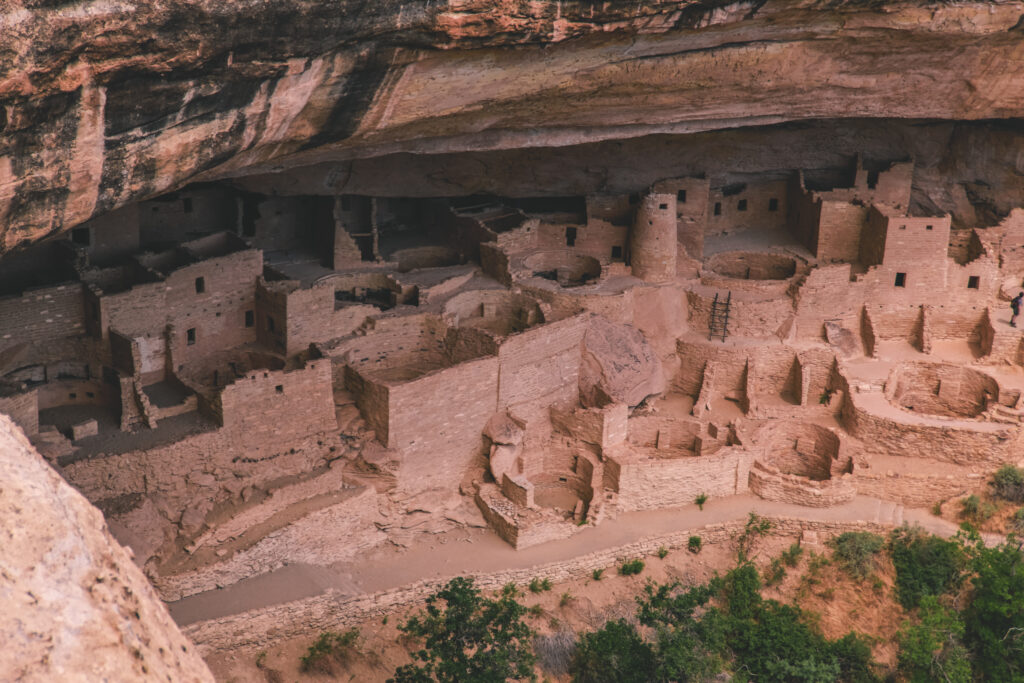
<box><xmin>591</xmin><ymin>568</ymin><xmax>604</xmax><ymax>581</ymax></box>
<box><xmin>831</xmin><ymin>531</ymin><xmax>884</xmax><ymax>581</ymax></box>
<box><xmin>959</xmin><ymin>494</ymin><xmax>996</xmax><ymax>523</ymax></box>
<box><xmin>695</xmin><ymin>492</ymin><xmax>708</xmax><ymax>510</ymax></box>
<box><xmin>963</xmin><ymin>540</ymin><xmax>1024</xmax><ymax>681</ymax></box>
<box><xmin>782</xmin><ymin>542</ymin><xmax>804</xmax><ymax>567</ymax></box>
<box><xmin>559</xmin><ymin>592</ymin><xmax>574</xmax><ymax>607</ymax></box>
<box><xmin>657</xmin><ymin>546</ymin><xmax>669</xmax><ymax>559</ymax></box>
<box><xmin>888</xmin><ymin>527</ymin><xmax>965</xmax><ymax>610</ymax></box>
<box><xmin>529</xmin><ymin>577</ymin><xmax>552</xmax><ymax>593</ymax></box>
<box><xmin>688</xmin><ymin>535</ymin><xmax>702</xmax><ymax>553</ymax></box>
<box><xmin>389</xmin><ymin>577</ymin><xmax>535</xmax><ymax>683</ymax></box>
<box><xmin>535</xmin><ymin>630</ymin><xmax>577</xmax><ymax>677</ymax></box>
<box><xmin>764</xmin><ymin>558</ymin><xmax>786</xmax><ymax>586</ymax></box>
<box><xmin>897</xmin><ymin>596</ymin><xmax>972</xmax><ymax>683</ymax></box>
<box><xmin>619</xmin><ymin>559</ymin><xmax>645</xmax><ymax>576</ymax></box>
<box><xmin>571</xmin><ymin>619</ymin><xmax>655</xmax><ymax>683</ymax></box>
<box><xmin>991</xmin><ymin>464</ymin><xmax>1024</xmax><ymax>502</ymax></box>
<box><xmin>300</xmin><ymin>629</ymin><xmax>359</xmax><ymax>674</ymax></box>
<box><xmin>736</xmin><ymin>512</ymin><xmax>773</xmax><ymax>562</ymax></box>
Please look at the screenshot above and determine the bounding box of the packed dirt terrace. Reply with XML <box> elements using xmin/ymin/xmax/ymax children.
<box><xmin>3</xmin><ymin>154</ymin><xmax>1024</xmax><ymax>662</ymax></box>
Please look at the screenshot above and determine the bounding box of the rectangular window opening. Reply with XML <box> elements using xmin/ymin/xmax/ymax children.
<box><xmin>245</xmin><ymin>310</ymin><xmax>254</xmax><ymax>327</ymax></box>
<box><xmin>926</xmin><ymin>224</ymin><xmax>933</xmax><ymax>231</ymax></box>
<box><xmin>71</xmin><ymin>227</ymin><xmax>91</xmax><ymax>246</ymax></box>
<box><xmin>768</xmin><ymin>198</ymin><xmax>779</xmax><ymax>212</ymax></box>
<box><xmin>658</xmin><ymin>203</ymin><xmax>668</xmax><ymax>210</ymax></box>
<box><xmin>967</xmin><ymin>276</ymin><xmax>980</xmax><ymax>289</ymax></box>
<box><xmin>186</xmin><ymin>328</ymin><xmax>196</xmax><ymax>345</ymax></box>
<box><xmin>894</xmin><ymin>272</ymin><xmax>906</xmax><ymax>288</ymax></box>
<box><xmin>676</xmin><ymin>189</ymin><xmax>687</xmax><ymax>203</ymax></box>
<box><xmin>737</xmin><ymin>199</ymin><xmax>747</xmax><ymax>212</ymax></box>
<box><xmin>267</xmin><ymin>316</ymin><xmax>276</xmax><ymax>332</ymax></box>
<box><xmin>899</xmin><ymin>224</ymin><xmax>907</xmax><ymax>230</ymax></box>
<box><xmin>275</xmin><ymin>385</ymin><xmax>284</xmax><ymax>394</ymax></box>
<box><xmin>867</xmin><ymin>170</ymin><xmax>880</xmax><ymax>189</ymax></box>
<box><xmin>611</xmin><ymin>245</ymin><xmax>623</xmax><ymax>259</ymax></box>
<box><xmin>713</xmin><ymin>202</ymin><xmax>722</xmax><ymax>216</ymax></box>
<box><xmin>194</xmin><ymin>276</ymin><xmax>205</xmax><ymax>294</ymax></box>
<box><xmin>565</xmin><ymin>226</ymin><xmax>577</xmax><ymax>247</ymax></box>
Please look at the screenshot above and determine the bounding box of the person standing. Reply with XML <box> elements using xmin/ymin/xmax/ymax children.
<box><xmin>1011</xmin><ymin>291</ymin><xmax>1024</xmax><ymax>327</ymax></box>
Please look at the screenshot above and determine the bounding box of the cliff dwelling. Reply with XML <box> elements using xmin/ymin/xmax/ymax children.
<box><xmin>4</xmin><ymin>0</ymin><xmax>1024</xmax><ymax>680</ymax></box>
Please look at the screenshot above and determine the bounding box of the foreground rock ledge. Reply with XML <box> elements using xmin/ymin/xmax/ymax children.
<box><xmin>0</xmin><ymin>414</ymin><xmax>213</xmax><ymax>682</ymax></box>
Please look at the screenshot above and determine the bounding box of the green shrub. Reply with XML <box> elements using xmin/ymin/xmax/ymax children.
<box><xmin>657</xmin><ymin>546</ymin><xmax>669</xmax><ymax>559</ymax></box>
<box><xmin>831</xmin><ymin>531</ymin><xmax>884</xmax><ymax>581</ymax></box>
<box><xmin>764</xmin><ymin>558</ymin><xmax>786</xmax><ymax>586</ymax></box>
<box><xmin>529</xmin><ymin>577</ymin><xmax>552</xmax><ymax>593</ymax></box>
<box><xmin>300</xmin><ymin>629</ymin><xmax>359</xmax><ymax>674</ymax></box>
<box><xmin>389</xmin><ymin>577</ymin><xmax>535</xmax><ymax>682</ymax></box>
<box><xmin>959</xmin><ymin>494</ymin><xmax>996</xmax><ymax>523</ymax></box>
<box><xmin>591</xmin><ymin>568</ymin><xmax>604</xmax><ymax>581</ymax></box>
<box><xmin>991</xmin><ymin>464</ymin><xmax>1024</xmax><ymax>502</ymax></box>
<box><xmin>1012</xmin><ymin>507</ymin><xmax>1024</xmax><ymax>535</ymax></box>
<box><xmin>695</xmin><ymin>492</ymin><xmax>708</xmax><ymax>510</ymax></box>
<box><xmin>571</xmin><ymin>619</ymin><xmax>655</xmax><ymax>683</ymax></box>
<box><xmin>781</xmin><ymin>542</ymin><xmax>804</xmax><ymax>567</ymax></box>
<box><xmin>688</xmin><ymin>535</ymin><xmax>702</xmax><ymax>554</ymax></box>
<box><xmin>897</xmin><ymin>596</ymin><xmax>972</xmax><ymax>683</ymax></box>
<box><xmin>736</xmin><ymin>512</ymin><xmax>773</xmax><ymax>563</ymax></box>
<box><xmin>888</xmin><ymin>527</ymin><xmax>965</xmax><ymax>610</ymax></box>
<box><xmin>619</xmin><ymin>559</ymin><xmax>645</xmax><ymax>576</ymax></box>
<box><xmin>963</xmin><ymin>540</ymin><xmax>1024</xmax><ymax>681</ymax></box>
<box><xmin>931</xmin><ymin>500</ymin><xmax>944</xmax><ymax>516</ymax></box>
<box><xmin>560</xmin><ymin>592</ymin><xmax>574</xmax><ymax>608</ymax></box>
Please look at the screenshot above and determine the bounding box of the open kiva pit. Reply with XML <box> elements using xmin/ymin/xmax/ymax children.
<box><xmin>888</xmin><ymin>362</ymin><xmax>999</xmax><ymax>419</ymax></box>
<box><xmin>5</xmin><ymin>2</ymin><xmax>1024</xmax><ymax>680</ymax></box>
<box><xmin>706</xmin><ymin>251</ymin><xmax>798</xmax><ymax>281</ymax></box>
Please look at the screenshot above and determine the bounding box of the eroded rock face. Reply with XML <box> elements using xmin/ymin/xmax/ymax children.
<box><xmin>0</xmin><ymin>415</ymin><xmax>213</xmax><ymax>682</ymax></box>
<box><xmin>3</xmin><ymin>1</ymin><xmax>1024</xmax><ymax>249</ymax></box>
<box><xmin>580</xmin><ymin>316</ymin><xmax>665</xmax><ymax>408</ymax></box>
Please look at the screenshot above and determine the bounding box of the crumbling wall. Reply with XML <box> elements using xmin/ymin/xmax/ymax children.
<box><xmin>0</xmin><ymin>283</ymin><xmax>86</xmax><ymax>350</ymax></box>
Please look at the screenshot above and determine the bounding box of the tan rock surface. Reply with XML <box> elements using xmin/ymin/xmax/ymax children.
<box><xmin>0</xmin><ymin>414</ymin><xmax>213</xmax><ymax>682</ymax></box>
<box><xmin>580</xmin><ymin>316</ymin><xmax>665</xmax><ymax>408</ymax></box>
<box><xmin>4</xmin><ymin>1</ymin><xmax>1024</xmax><ymax>248</ymax></box>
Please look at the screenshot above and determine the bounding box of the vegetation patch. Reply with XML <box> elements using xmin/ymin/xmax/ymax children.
<box><xmin>830</xmin><ymin>531</ymin><xmax>884</xmax><ymax>581</ymax></box>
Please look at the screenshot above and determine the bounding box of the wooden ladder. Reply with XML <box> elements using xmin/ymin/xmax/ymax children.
<box><xmin>708</xmin><ymin>291</ymin><xmax>731</xmax><ymax>342</ymax></box>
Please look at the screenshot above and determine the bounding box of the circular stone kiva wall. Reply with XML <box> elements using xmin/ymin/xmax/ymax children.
<box><xmin>889</xmin><ymin>362</ymin><xmax>998</xmax><ymax>418</ymax></box>
<box><xmin>706</xmin><ymin>251</ymin><xmax>796</xmax><ymax>280</ymax></box>
<box><xmin>523</xmin><ymin>251</ymin><xmax>601</xmax><ymax>287</ymax></box>
<box><xmin>764</xmin><ymin>423</ymin><xmax>844</xmax><ymax>481</ymax></box>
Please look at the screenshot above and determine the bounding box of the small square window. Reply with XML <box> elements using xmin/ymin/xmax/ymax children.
<box><xmin>245</xmin><ymin>310</ymin><xmax>254</xmax><ymax>327</ymax></box>
<box><xmin>659</xmin><ymin>203</ymin><xmax>668</xmax><ymax>210</ymax></box>
<box><xmin>195</xmin><ymin>276</ymin><xmax>205</xmax><ymax>294</ymax></box>
<box><xmin>926</xmin><ymin>224</ymin><xmax>933</xmax><ymax>231</ymax></box>
<box><xmin>894</xmin><ymin>273</ymin><xmax>906</xmax><ymax>288</ymax></box>
<box><xmin>611</xmin><ymin>245</ymin><xmax>622</xmax><ymax>259</ymax></box>
<box><xmin>71</xmin><ymin>227</ymin><xmax>91</xmax><ymax>246</ymax></box>
<box><xmin>69</xmin><ymin>393</ymin><xmax>77</xmax><ymax>399</ymax></box>
<box><xmin>676</xmin><ymin>189</ymin><xmax>687</xmax><ymax>203</ymax></box>
<box><xmin>899</xmin><ymin>224</ymin><xmax>906</xmax><ymax>230</ymax></box>
<box><xmin>737</xmin><ymin>199</ymin><xmax>747</xmax><ymax>212</ymax></box>
<box><xmin>967</xmin><ymin>276</ymin><xmax>980</xmax><ymax>289</ymax></box>
<box><xmin>714</xmin><ymin>202</ymin><xmax>722</xmax><ymax>216</ymax></box>
<box><xmin>768</xmin><ymin>198</ymin><xmax>779</xmax><ymax>212</ymax></box>
<box><xmin>275</xmin><ymin>385</ymin><xmax>284</xmax><ymax>394</ymax></box>
<box><xmin>187</xmin><ymin>327</ymin><xmax>196</xmax><ymax>345</ymax></box>
<box><xmin>183</xmin><ymin>198</ymin><xmax>193</xmax><ymax>213</ymax></box>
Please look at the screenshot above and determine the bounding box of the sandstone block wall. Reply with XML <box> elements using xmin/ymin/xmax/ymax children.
<box><xmin>630</xmin><ymin>192</ymin><xmax>676</xmax><ymax>283</ymax></box>
<box><xmin>0</xmin><ymin>283</ymin><xmax>86</xmax><ymax>349</ymax></box>
<box><xmin>610</xmin><ymin>446</ymin><xmax>753</xmax><ymax>512</ymax></box>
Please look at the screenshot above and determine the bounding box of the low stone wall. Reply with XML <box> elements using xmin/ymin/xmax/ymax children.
<box><xmin>748</xmin><ymin>461</ymin><xmax>856</xmax><ymax>507</ymax></box>
<box><xmin>854</xmin><ymin>470</ymin><xmax>986</xmax><ymax>508</ymax></box>
<box><xmin>183</xmin><ymin>515</ymin><xmax>891</xmax><ymax>656</ymax></box>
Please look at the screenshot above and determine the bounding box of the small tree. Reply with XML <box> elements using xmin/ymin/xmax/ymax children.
<box><xmin>390</xmin><ymin>577</ymin><xmax>536</xmax><ymax>682</ymax></box>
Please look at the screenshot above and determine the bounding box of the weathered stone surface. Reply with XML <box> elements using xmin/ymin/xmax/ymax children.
<box><xmin>0</xmin><ymin>414</ymin><xmax>213</xmax><ymax>682</ymax></box>
<box><xmin>4</xmin><ymin>1</ymin><xmax>1024</xmax><ymax>249</ymax></box>
<box><xmin>580</xmin><ymin>316</ymin><xmax>665</xmax><ymax>408</ymax></box>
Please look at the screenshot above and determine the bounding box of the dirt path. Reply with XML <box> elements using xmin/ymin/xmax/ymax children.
<box><xmin>168</xmin><ymin>492</ymin><xmax>969</xmax><ymax>626</ymax></box>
